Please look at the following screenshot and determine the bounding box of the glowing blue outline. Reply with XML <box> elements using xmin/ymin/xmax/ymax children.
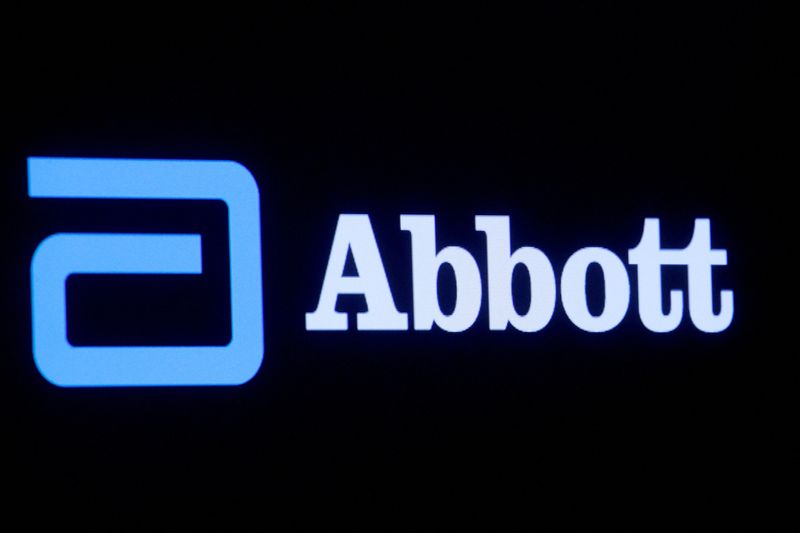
<box><xmin>29</xmin><ymin>157</ymin><xmax>264</xmax><ymax>387</ymax></box>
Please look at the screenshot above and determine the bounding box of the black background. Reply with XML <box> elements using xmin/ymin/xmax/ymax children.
<box><xmin>3</xmin><ymin>4</ymin><xmax>790</xmax><ymax>527</ymax></box>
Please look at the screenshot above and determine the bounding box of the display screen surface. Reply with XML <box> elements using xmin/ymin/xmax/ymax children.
<box><xmin>3</xmin><ymin>6</ymin><xmax>783</xmax><ymax>524</ymax></box>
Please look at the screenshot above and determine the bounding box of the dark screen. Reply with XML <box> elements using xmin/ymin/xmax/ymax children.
<box><xmin>2</xmin><ymin>6</ymin><xmax>788</xmax><ymax>526</ymax></box>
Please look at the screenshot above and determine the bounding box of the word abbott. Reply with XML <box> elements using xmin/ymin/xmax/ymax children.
<box><xmin>306</xmin><ymin>215</ymin><xmax>733</xmax><ymax>334</ymax></box>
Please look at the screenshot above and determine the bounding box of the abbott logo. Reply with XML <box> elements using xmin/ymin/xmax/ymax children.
<box><xmin>29</xmin><ymin>157</ymin><xmax>264</xmax><ymax>387</ymax></box>
<box><xmin>306</xmin><ymin>215</ymin><xmax>733</xmax><ymax>333</ymax></box>
<box><xmin>27</xmin><ymin>156</ymin><xmax>734</xmax><ymax>388</ymax></box>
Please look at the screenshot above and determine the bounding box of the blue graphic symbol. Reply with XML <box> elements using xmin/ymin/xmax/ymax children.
<box><xmin>29</xmin><ymin>157</ymin><xmax>264</xmax><ymax>386</ymax></box>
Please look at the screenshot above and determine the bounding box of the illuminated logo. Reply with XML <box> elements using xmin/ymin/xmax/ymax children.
<box><xmin>306</xmin><ymin>215</ymin><xmax>733</xmax><ymax>333</ymax></box>
<box><xmin>29</xmin><ymin>157</ymin><xmax>264</xmax><ymax>387</ymax></box>
<box><xmin>28</xmin><ymin>156</ymin><xmax>734</xmax><ymax>388</ymax></box>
